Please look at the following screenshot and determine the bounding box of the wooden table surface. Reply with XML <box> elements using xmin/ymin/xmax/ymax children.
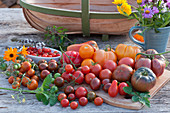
<box><xmin>0</xmin><ymin>8</ymin><xmax>170</xmax><ymax>113</ymax></box>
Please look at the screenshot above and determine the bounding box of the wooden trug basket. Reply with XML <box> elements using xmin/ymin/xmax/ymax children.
<box><xmin>20</xmin><ymin>0</ymin><xmax>138</xmax><ymax>36</ymax></box>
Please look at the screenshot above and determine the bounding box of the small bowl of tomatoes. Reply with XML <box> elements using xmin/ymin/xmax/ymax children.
<box><xmin>26</xmin><ymin>47</ymin><xmax>62</xmax><ymax>63</ymax></box>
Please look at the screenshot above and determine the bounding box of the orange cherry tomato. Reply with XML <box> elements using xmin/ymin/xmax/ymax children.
<box><xmin>12</xmin><ymin>81</ymin><xmax>20</xmax><ymax>89</ymax></box>
<box><xmin>79</xmin><ymin>44</ymin><xmax>94</xmax><ymax>59</ymax></box>
<box><xmin>81</xmin><ymin>59</ymin><xmax>94</xmax><ymax>67</ymax></box>
<box><xmin>27</xmin><ymin>79</ymin><xmax>38</xmax><ymax>90</ymax></box>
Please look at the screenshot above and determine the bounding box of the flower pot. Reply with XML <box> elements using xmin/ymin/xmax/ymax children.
<box><xmin>129</xmin><ymin>26</ymin><xmax>170</xmax><ymax>53</ymax></box>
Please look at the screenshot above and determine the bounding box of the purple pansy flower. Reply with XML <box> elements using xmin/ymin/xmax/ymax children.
<box><xmin>140</xmin><ymin>0</ymin><xmax>146</xmax><ymax>6</ymax></box>
<box><xmin>152</xmin><ymin>6</ymin><xmax>159</xmax><ymax>14</ymax></box>
<box><xmin>167</xmin><ymin>2</ymin><xmax>170</xmax><ymax>8</ymax></box>
<box><xmin>142</xmin><ymin>7</ymin><xmax>154</xmax><ymax>18</ymax></box>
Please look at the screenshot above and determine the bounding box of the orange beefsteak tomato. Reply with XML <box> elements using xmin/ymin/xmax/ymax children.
<box><xmin>115</xmin><ymin>44</ymin><xmax>141</xmax><ymax>61</ymax></box>
<box><xmin>93</xmin><ymin>49</ymin><xmax>117</xmax><ymax>66</ymax></box>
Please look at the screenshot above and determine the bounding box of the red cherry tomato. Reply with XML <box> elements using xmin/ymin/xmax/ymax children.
<box><xmin>118</xmin><ymin>82</ymin><xmax>129</xmax><ymax>95</ymax></box>
<box><xmin>90</xmin><ymin>64</ymin><xmax>102</xmax><ymax>77</ymax></box>
<box><xmin>72</xmin><ymin>71</ymin><xmax>84</xmax><ymax>84</ymax></box>
<box><xmin>38</xmin><ymin>49</ymin><xmax>43</xmax><ymax>55</ymax></box>
<box><xmin>103</xmin><ymin>60</ymin><xmax>117</xmax><ymax>72</ymax></box>
<box><xmin>94</xmin><ymin>97</ymin><xmax>103</xmax><ymax>106</ymax></box>
<box><xmin>118</xmin><ymin>57</ymin><xmax>135</xmax><ymax>68</ymax></box>
<box><xmin>108</xmin><ymin>80</ymin><xmax>118</xmax><ymax>97</ymax></box>
<box><xmin>58</xmin><ymin>93</ymin><xmax>67</xmax><ymax>101</ymax></box>
<box><xmin>61</xmin><ymin>72</ymin><xmax>72</xmax><ymax>82</ymax></box>
<box><xmin>70</xmin><ymin>101</ymin><xmax>78</xmax><ymax>110</ymax></box>
<box><xmin>65</xmin><ymin>64</ymin><xmax>74</xmax><ymax>73</ymax></box>
<box><xmin>79</xmin><ymin>97</ymin><xmax>88</xmax><ymax>106</ymax></box>
<box><xmin>61</xmin><ymin>99</ymin><xmax>69</xmax><ymax>107</ymax></box>
<box><xmin>68</xmin><ymin>93</ymin><xmax>76</xmax><ymax>101</ymax></box>
<box><xmin>85</xmin><ymin>73</ymin><xmax>96</xmax><ymax>84</ymax></box>
<box><xmin>81</xmin><ymin>66</ymin><xmax>90</xmax><ymax>74</ymax></box>
<box><xmin>75</xmin><ymin>87</ymin><xmax>88</xmax><ymax>99</ymax></box>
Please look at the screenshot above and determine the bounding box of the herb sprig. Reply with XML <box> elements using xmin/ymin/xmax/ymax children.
<box><xmin>123</xmin><ymin>81</ymin><xmax>151</xmax><ymax>108</ymax></box>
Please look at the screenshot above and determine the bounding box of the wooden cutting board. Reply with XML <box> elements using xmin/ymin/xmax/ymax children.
<box><xmin>74</xmin><ymin>69</ymin><xmax>170</xmax><ymax>110</ymax></box>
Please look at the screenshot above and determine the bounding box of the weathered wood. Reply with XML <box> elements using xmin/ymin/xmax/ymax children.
<box><xmin>0</xmin><ymin>8</ymin><xmax>170</xmax><ymax>113</ymax></box>
<box><xmin>0</xmin><ymin>0</ymin><xmax>17</xmax><ymax>8</ymax></box>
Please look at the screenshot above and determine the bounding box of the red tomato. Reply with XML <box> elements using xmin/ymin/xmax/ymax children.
<box><xmin>79</xmin><ymin>97</ymin><xmax>88</xmax><ymax>106</ymax></box>
<box><xmin>99</xmin><ymin>69</ymin><xmax>112</xmax><ymax>80</ymax></box>
<box><xmin>108</xmin><ymin>80</ymin><xmax>118</xmax><ymax>97</ymax></box>
<box><xmin>118</xmin><ymin>57</ymin><xmax>135</xmax><ymax>68</ymax></box>
<box><xmin>64</xmin><ymin>86</ymin><xmax>74</xmax><ymax>95</ymax></box>
<box><xmin>75</xmin><ymin>87</ymin><xmax>88</xmax><ymax>99</ymax></box>
<box><xmin>81</xmin><ymin>66</ymin><xmax>90</xmax><ymax>74</ymax></box>
<box><xmin>94</xmin><ymin>97</ymin><xmax>103</xmax><ymax>106</ymax></box>
<box><xmin>85</xmin><ymin>73</ymin><xmax>96</xmax><ymax>84</ymax></box>
<box><xmin>58</xmin><ymin>93</ymin><xmax>67</xmax><ymax>101</ymax></box>
<box><xmin>38</xmin><ymin>49</ymin><xmax>43</xmax><ymax>55</ymax></box>
<box><xmin>47</xmin><ymin>55</ymin><xmax>52</xmax><ymax>57</ymax></box>
<box><xmin>72</xmin><ymin>71</ymin><xmax>84</xmax><ymax>84</ymax></box>
<box><xmin>70</xmin><ymin>101</ymin><xmax>78</xmax><ymax>110</ymax></box>
<box><xmin>65</xmin><ymin>64</ymin><xmax>74</xmax><ymax>73</ymax></box>
<box><xmin>61</xmin><ymin>99</ymin><xmax>69</xmax><ymax>107</ymax></box>
<box><xmin>60</xmin><ymin>51</ymin><xmax>83</xmax><ymax>67</ymax></box>
<box><xmin>68</xmin><ymin>93</ymin><xmax>76</xmax><ymax>101</ymax></box>
<box><xmin>90</xmin><ymin>64</ymin><xmax>102</xmax><ymax>77</ymax></box>
<box><xmin>61</xmin><ymin>72</ymin><xmax>72</xmax><ymax>82</ymax></box>
<box><xmin>42</xmin><ymin>54</ymin><xmax>48</xmax><ymax>57</ymax></box>
<box><xmin>103</xmin><ymin>60</ymin><xmax>117</xmax><ymax>72</ymax></box>
<box><xmin>118</xmin><ymin>82</ymin><xmax>128</xmax><ymax>95</ymax></box>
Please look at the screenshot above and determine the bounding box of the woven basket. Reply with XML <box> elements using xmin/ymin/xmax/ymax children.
<box><xmin>20</xmin><ymin>0</ymin><xmax>138</xmax><ymax>36</ymax></box>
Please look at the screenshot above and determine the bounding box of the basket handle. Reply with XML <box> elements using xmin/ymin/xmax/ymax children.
<box><xmin>81</xmin><ymin>0</ymin><xmax>90</xmax><ymax>36</ymax></box>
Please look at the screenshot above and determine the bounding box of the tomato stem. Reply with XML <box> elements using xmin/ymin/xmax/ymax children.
<box><xmin>59</xmin><ymin>46</ymin><xmax>77</xmax><ymax>70</ymax></box>
<box><xmin>0</xmin><ymin>87</ymin><xmax>36</xmax><ymax>94</ymax></box>
<box><xmin>135</xmin><ymin>51</ymin><xmax>170</xmax><ymax>61</ymax></box>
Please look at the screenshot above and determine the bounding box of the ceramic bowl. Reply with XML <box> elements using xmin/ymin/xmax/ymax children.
<box><xmin>27</xmin><ymin>47</ymin><xmax>62</xmax><ymax>64</ymax></box>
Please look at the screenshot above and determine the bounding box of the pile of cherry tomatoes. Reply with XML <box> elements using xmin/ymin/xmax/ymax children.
<box><xmin>8</xmin><ymin>58</ymin><xmax>39</xmax><ymax>90</ymax></box>
<box><xmin>27</xmin><ymin>47</ymin><xmax>60</xmax><ymax>57</ymax></box>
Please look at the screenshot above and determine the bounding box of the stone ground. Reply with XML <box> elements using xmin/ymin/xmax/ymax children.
<box><xmin>0</xmin><ymin>8</ymin><xmax>169</xmax><ymax>113</ymax></box>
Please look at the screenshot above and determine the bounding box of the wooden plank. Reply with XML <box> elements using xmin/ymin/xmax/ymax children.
<box><xmin>74</xmin><ymin>69</ymin><xmax>170</xmax><ymax>110</ymax></box>
<box><xmin>0</xmin><ymin>0</ymin><xmax>17</xmax><ymax>7</ymax></box>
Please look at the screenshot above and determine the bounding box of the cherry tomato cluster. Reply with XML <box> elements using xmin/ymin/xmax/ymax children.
<box><xmin>27</xmin><ymin>47</ymin><xmax>60</xmax><ymax>57</ymax></box>
<box><xmin>60</xmin><ymin>57</ymin><xmax>135</xmax><ymax>98</ymax></box>
<box><xmin>8</xmin><ymin>58</ymin><xmax>39</xmax><ymax>90</ymax></box>
<box><xmin>38</xmin><ymin>59</ymin><xmax>58</xmax><ymax>80</ymax></box>
<box><xmin>58</xmin><ymin>86</ymin><xmax>103</xmax><ymax>110</ymax></box>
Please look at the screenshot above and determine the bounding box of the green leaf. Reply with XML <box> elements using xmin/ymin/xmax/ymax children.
<box><xmin>123</xmin><ymin>87</ymin><xmax>132</xmax><ymax>94</ymax></box>
<box><xmin>41</xmin><ymin>94</ymin><xmax>49</xmax><ymax>105</ymax></box>
<box><xmin>140</xmin><ymin>92</ymin><xmax>150</xmax><ymax>98</ymax></box>
<box><xmin>42</xmin><ymin>74</ymin><xmax>53</xmax><ymax>89</ymax></box>
<box><xmin>126</xmin><ymin>81</ymin><xmax>132</xmax><ymax>87</ymax></box>
<box><xmin>35</xmin><ymin>93</ymin><xmax>42</xmax><ymax>101</ymax></box>
<box><xmin>49</xmin><ymin>94</ymin><xmax>58</xmax><ymax>106</ymax></box>
<box><xmin>132</xmin><ymin>95</ymin><xmax>139</xmax><ymax>102</ymax></box>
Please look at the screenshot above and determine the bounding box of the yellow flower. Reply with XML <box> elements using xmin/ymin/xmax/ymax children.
<box><xmin>11</xmin><ymin>95</ymin><xmax>15</xmax><ymax>99</ymax></box>
<box><xmin>20</xmin><ymin>45</ymin><xmax>28</xmax><ymax>57</ymax></box>
<box><xmin>3</xmin><ymin>47</ymin><xmax>18</xmax><ymax>62</ymax></box>
<box><xmin>137</xmin><ymin>0</ymin><xmax>142</xmax><ymax>4</ymax></box>
<box><xmin>117</xmin><ymin>2</ymin><xmax>132</xmax><ymax>16</ymax></box>
<box><xmin>112</xmin><ymin>0</ymin><xmax>127</xmax><ymax>5</ymax></box>
<box><xmin>22</xmin><ymin>98</ymin><xmax>26</xmax><ymax>103</ymax></box>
